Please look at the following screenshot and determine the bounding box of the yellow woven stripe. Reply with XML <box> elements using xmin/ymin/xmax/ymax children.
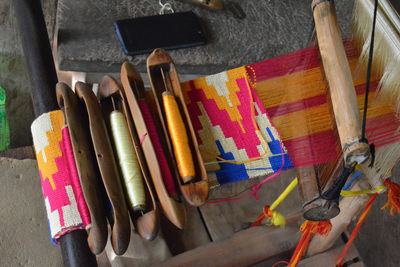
<box><xmin>271</xmin><ymin>103</ymin><xmax>333</xmax><ymax>140</ymax></box>
<box><xmin>35</xmin><ymin>110</ymin><xmax>64</xmax><ymax>190</ymax></box>
<box><xmin>255</xmin><ymin>59</ymin><xmax>368</xmax><ymax>109</ymax></box>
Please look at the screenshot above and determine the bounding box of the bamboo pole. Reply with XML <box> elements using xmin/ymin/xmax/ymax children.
<box><xmin>13</xmin><ymin>0</ymin><xmax>96</xmax><ymax>265</ymax></box>
<box><xmin>312</xmin><ymin>0</ymin><xmax>384</xmax><ymax>191</ymax></box>
<box><xmin>312</xmin><ymin>0</ymin><xmax>370</xmax><ymax>166</ymax></box>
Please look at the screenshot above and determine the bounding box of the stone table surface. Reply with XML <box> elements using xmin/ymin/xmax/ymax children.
<box><xmin>57</xmin><ymin>0</ymin><xmax>353</xmax><ymax>75</ymax></box>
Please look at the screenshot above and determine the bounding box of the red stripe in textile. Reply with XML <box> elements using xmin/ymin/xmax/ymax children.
<box><xmin>265</xmin><ymin>82</ymin><xmax>380</xmax><ymax>118</ymax></box>
<box><xmin>283</xmin><ymin>130</ymin><xmax>338</xmax><ymax>167</ymax></box>
<box><xmin>62</xmin><ymin>126</ymin><xmax>91</xmax><ymax>227</ymax></box>
<box><xmin>249</xmin><ymin>39</ymin><xmax>357</xmax><ymax>82</ymax></box>
<box><xmin>366</xmin><ymin>113</ymin><xmax>400</xmax><ymax>148</ymax></box>
<box><xmin>139</xmin><ymin>101</ymin><xmax>177</xmax><ymax>195</ymax></box>
<box><xmin>266</xmin><ymin>94</ymin><xmax>327</xmax><ymax>117</ymax></box>
<box><xmin>354</xmin><ymin>81</ymin><xmax>378</xmax><ymax>95</ymax></box>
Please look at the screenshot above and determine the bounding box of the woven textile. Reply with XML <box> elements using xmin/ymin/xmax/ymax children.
<box><xmin>181</xmin><ymin>67</ymin><xmax>292</xmax><ymax>188</ymax></box>
<box><xmin>181</xmin><ymin>40</ymin><xmax>400</xmax><ymax>187</ymax></box>
<box><xmin>249</xmin><ymin>40</ymin><xmax>400</xmax><ymax>167</ymax></box>
<box><xmin>31</xmin><ymin>110</ymin><xmax>90</xmax><ymax>242</ymax></box>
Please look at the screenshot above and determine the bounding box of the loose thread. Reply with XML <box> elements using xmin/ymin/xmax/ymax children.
<box><xmin>341</xmin><ymin>185</ymin><xmax>387</xmax><ymax>197</ymax></box>
<box><xmin>381</xmin><ymin>178</ymin><xmax>400</xmax><ymax>216</ymax></box>
<box><xmin>288</xmin><ymin>220</ymin><xmax>332</xmax><ymax>267</ymax></box>
<box><xmin>140</xmin><ymin>132</ymin><xmax>148</xmax><ymax>145</ymax></box>
<box><xmin>336</xmin><ymin>193</ymin><xmax>378</xmax><ymax>267</ymax></box>
<box><xmin>342</xmin><ymin>171</ymin><xmax>362</xmax><ymax>191</ymax></box>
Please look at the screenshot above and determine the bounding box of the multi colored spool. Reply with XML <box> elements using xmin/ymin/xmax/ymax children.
<box><xmin>110</xmin><ymin>110</ymin><xmax>146</xmax><ymax>212</ymax></box>
<box><xmin>162</xmin><ymin>91</ymin><xmax>196</xmax><ymax>183</ymax></box>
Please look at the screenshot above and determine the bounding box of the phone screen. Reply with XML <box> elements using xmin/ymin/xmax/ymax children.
<box><xmin>114</xmin><ymin>11</ymin><xmax>206</xmax><ymax>56</ymax></box>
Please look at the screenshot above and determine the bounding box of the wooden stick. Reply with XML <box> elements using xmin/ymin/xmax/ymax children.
<box><xmin>13</xmin><ymin>0</ymin><xmax>96</xmax><ymax>265</ymax></box>
<box><xmin>312</xmin><ymin>0</ymin><xmax>370</xmax><ymax>166</ymax></box>
<box><xmin>296</xmin><ymin>166</ymin><xmax>339</xmax><ymax>221</ymax></box>
<box><xmin>306</xmin><ymin>180</ymin><xmax>370</xmax><ymax>256</ymax></box>
<box><xmin>158</xmin><ymin>213</ymin><xmax>302</xmax><ymax>267</ymax></box>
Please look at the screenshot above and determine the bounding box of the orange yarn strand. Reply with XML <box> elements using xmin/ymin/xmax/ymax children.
<box><xmin>163</xmin><ymin>93</ymin><xmax>195</xmax><ymax>183</ymax></box>
<box><xmin>336</xmin><ymin>193</ymin><xmax>377</xmax><ymax>267</ymax></box>
<box><xmin>381</xmin><ymin>178</ymin><xmax>400</xmax><ymax>216</ymax></box>
<box><xmin>250</xmin><ymin>205</ymin><xmax>273</xmax><ymax>227</ymax></box>
<box><xmin>288</xmin><ymin>220</ymin><xmax>332</xmax><ymax>267</ymax></box>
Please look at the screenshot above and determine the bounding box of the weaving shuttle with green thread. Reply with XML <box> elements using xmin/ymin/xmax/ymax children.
<box><xmin>75</xmin><ymin>81</ymin><xmax>131</xmax><ymax>255</ymax></box>
<box><xmin>120</xmin><ymin>62</ymin><xmax>187</xmax><ymax>229</ymax></box>
<box><xmin>99</xmin><ymin>75</ymin><xmax>159</xmax><ymax>241</ymax></box>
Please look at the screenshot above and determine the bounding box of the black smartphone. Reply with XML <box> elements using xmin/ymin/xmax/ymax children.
<box><xmin>114</xmin><ymin>11</ymin><xmax>206</xmax><ymax>56</ymax></box>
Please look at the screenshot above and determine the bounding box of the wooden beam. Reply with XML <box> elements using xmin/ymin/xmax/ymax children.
<box><xmin>307</xmin><ymin>180</ymin><xmax>370</xmax><ymax>256</ymax></box>
<box><xmin>158</xmin><ymin>213</ymin><xmax>301</xmax><ymax>267</ymax></box>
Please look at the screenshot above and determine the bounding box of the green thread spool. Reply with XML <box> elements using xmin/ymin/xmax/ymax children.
<box><xmin>110</xmin><ymin>111</ymin><xmax>146</xmax><ymax>212</ymax></box>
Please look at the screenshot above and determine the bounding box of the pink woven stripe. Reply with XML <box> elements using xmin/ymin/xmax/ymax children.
<box><xmin>139</xmin><ymin>100</ymin><xmax>177</xmax><ymax>195</ymax></box>
<box><xmin>62</xmin><ymin>127</ymin><xmax>91</xmax><ymax>227</ymax></box>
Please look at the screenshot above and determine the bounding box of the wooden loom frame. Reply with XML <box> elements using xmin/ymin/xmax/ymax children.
<box><xmin>13</xmin><ymin>0</ymin><xmax>395</xmax><ymax>265</ymax></box>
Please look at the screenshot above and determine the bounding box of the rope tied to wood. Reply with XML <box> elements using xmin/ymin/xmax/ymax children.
<box><xmin>250</xmin><ymin>177</ymin><xmax>298</xmax><ymax>228</ymax></box>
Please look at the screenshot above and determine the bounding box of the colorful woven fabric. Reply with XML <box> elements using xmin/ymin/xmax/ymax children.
<box><xmin>249</xmin><ymin>40</ymin><xmax>400</xmax><ymax>167</ymax></box>
<box><xmin>181</xmin><ymin>40</ymin><xmax>400</xmax><ymax>187</ymax></box>
<box><xmin>31</xmin><ymin>110</ymin><xmax>90</xmax><ymax>242</ymax></box>
<box><xmin>181</xmin><ymin>67</ymin><xmax>292</xmax><ymax>188</ymax></box>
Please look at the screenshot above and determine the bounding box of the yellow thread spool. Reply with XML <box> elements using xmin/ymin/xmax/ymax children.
<box><xmin>110</xmin><ymin>111</ymin><xmax>146</xmax><ymax>211</ymax></box>
<box><xmin>162</xmin><ymin>92</ymin><xmax>195</xmax><ymax>183</ymax></box>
